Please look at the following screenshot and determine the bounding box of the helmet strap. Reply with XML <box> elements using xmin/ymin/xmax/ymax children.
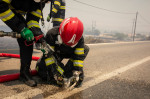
<box><xmin>71</xmin><ymin>42</ymin><xmax>78</xmax><ymax>48</ymax></box>
<box><xmin>57</xmin><ymin>35</ymin><xmax>78</xmax><ymax>47</ymax></box>
<box><xmin>57</xmin><ymin>35</ymin><xmax>63</xmax><ymax>44</ymax></box>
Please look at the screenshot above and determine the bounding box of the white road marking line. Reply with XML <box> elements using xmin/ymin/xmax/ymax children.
<box><xmin>46</xmin><ymin>56</ymin><xmax>150</xmax><ymax>99</ymax></box>
<box><xmin>4</xmin><ymin>88</ymin><xmax>44</xmax><ymax>99</ymax></box>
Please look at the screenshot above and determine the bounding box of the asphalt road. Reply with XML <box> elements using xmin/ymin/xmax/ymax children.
<box><xmin>0</xmin><ymin>41</ymin><xmax>150</xmax><ymax>99</ymax></box>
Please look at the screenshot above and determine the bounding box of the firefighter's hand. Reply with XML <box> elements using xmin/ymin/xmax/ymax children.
<box><xmin>72</xmin><ymin>71</ymin><xmax>81</xmax><ymax>83</ymax></box>
<box><xmin>73</xmin><ymin>71</ymin><xmax>83</xmax><ymax>88</ymax></box>
<box><xmin>30</xmin><ymin>27</ymin><xmax>45</xmax><ymax>43</ymax></box>
<box><xmin>21</xmin><ymin>28</ymin><xmax>34</xmax><ymax>41</ymax></box>
<box><xmin>54</xmin><ymin>73</ymin><xmax>64</xmax><ymax>86</ymax></box>
<box><xmin>41</xmin><ymin>48</ymin><xmax>46</xmax><ymax>55</ymax></box>
<box><xmin>41</xmin><ymin>42</ymin><xmax>48</xmax><ymax>55</ymax></box>
<box><xmin>41</xmin><ymin>43</ymin><xmax>54</xmax><ymax>57</ymax></box>
<box><xmin>47</xmin><ymin>15</ymin><xmax>50</xmax><ymax>22</ymax></box>
<box><xmin>53</xmin><ymin>65</ymin><xmax>64</xmax><ymax>86</ymax></box>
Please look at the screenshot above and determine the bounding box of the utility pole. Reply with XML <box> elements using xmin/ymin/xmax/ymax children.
<box><xmin>92</xmin><ymin>20</ymin><xmax>93</xmax><ymax>34</ymax></box>
<box><xmin>133</xmin><ymin>11</ymin><xmax>138</xmax><ymax>42</ymax></box>
<box><xmin>131</xmin><ymin>19</ymin><xmax>135</xmax><ymax>39</ymax></box>
<box><xmin>92</xmin><ymin>20</ymin><xmax>96</xmax><ymax>35</ymax></box>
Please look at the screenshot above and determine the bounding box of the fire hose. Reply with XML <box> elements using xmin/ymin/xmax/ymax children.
<box><xmin>0</xmin><ymin>53</ymin><xmax>40</xmax><ymax>83</ymax></box>
<box><xmin>0</xmin><ymin>70</ymin><xmax>37</xmax><ymax>83</ymax></box>
<box><xmin>0</xmin><ymin>53</ymin><xmax>40</xmax><ymax>61</ymax></box>
<box><xmin>0</xmin><ymin>31</ymin><xmax>80</xmax><ymax>90</ymax></box>
<box><xmin>0</xmin><ymin>31</ymin><xmax>47</xmax><ymax>83</ymax></box>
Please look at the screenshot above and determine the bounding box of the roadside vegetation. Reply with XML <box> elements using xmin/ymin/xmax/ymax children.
<box><xmin>84</xmin><ymin>29</ymin><xmax>149</xmax><ymax>44</ymax></box>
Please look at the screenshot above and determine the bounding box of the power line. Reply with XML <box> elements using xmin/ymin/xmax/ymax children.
<box><xmin>133</xmin><ymin>12</ymin><xmax>138</xmax><ymax>42</ymax></box>
<box><xmin>67</xmin><ymin>5</ymin><xmax>135</xmax><ymax>21</ymax></box>
<box><xmin>73</xmin><ymin>0</ymin><xmax>135</xmax><ymax>14</ymax></box>
<box><xmin>139</xmin><ymin>14</ymin><xmax>150</xmax><ymax>25</ymax></box>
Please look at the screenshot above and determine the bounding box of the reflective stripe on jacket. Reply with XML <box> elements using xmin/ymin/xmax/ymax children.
<box><xmin>0</xmin><ymin>0</ymin><xmax>44</xmax><ymax>33</ymax></box>
<box><xmin>51</xmin><ymin>0</ymin><xmax>65</xmax><ymax>22</ymax></box>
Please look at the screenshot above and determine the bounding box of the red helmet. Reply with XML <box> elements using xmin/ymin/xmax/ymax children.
<box><xmin>59</xmin><ymin>17</ymin><xmax>84</xmax><ymax>47</ymax></box>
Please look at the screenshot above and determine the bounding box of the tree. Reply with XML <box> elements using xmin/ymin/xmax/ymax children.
<box><xmin>113</xmin><ymin>33</ymin><xmax>127</xmax><ymax>40</ymax></box>
<box><xmin>93</xmin><ymin>29</ymin><xmax>100</xmax><ymax>36</ymax></box>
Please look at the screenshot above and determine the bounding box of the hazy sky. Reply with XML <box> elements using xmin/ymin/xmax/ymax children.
<box><xmin>0</xmin><ymin>0</ymin><xmax>150</xmax><ymax>34</ymax></box>
<box><xmin>65</xmin><ymin>0</ymin><xmax>150</xmax><ymax>33</ymax></box>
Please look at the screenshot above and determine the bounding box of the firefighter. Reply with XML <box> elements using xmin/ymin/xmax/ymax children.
<box><xmin>0</xmin><ymin>0</ymin><xmax>50</xmax><ymax>87</ymax></box>
<box><xmin>47</xmin><ymin>0</ymin><xmax>66</xmax><ymax>27</ymax></box>
<box><xmin>36</xmin><ymin>17</ymin><xmax>89</xmax><ymax>88</ymax></box>
<box><xmin>36</xmin><ymin>0</ymin><xmax>66</xmax><ymax>50</ymax></box>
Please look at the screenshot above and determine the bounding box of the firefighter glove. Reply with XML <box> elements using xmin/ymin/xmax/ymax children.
<box><xmin>21</xmin><ymin>28</ymin><xmax>34</xmax><ymax>41</ymax></box>
<box><xmin>53</xmin><ymin>65</ymin><xmax>65</xmax><ymax>86</ymax></box>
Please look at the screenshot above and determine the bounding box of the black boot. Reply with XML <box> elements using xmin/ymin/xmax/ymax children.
<box><xmin>20</xmin><ymin>65</ymin><xmax>37</xmax><ymax>87</ymax></box>
<box><xmin>75</xmin><ymin>72</ymin><xmax>84</xmax><ymax>88</ymax></box>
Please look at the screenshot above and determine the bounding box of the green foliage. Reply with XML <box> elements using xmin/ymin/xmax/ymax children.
<box><xmin>113</xmin><ymin>33</ymin><xmax>127</xmax><ymax>40</ymax></box>
<box><xmin>136</xmin><ymin>34</ymin><xmax>146</xmax><ymax>40</ymax></box>
<box><xmin>84</xmin><ymin>36</ymin><xmax>104</xmax><ymax>44</ymax></box>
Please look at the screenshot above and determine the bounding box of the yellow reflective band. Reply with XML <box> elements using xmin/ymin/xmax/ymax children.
<box><xmin>54</xmin><ymin>1</ymin><xmax>61</xmax><ymax>6</ymax></box>
<box><xmin>52</xmin><ymin>18</ymin><xmax>63</xmax><ymax>22</ymax></box>
<box><xmin>52</xmin><ymin>8</ymin><xmax>58</xmax><ymax>13</ymax></box>
<box><xmin>30</xmin><ymin>9</ymin><xmax>42</xmax><ymax>18</ymax></box>
<box><xmin>73</xmin><ymin>60</ymin><xmax>84</xmax><ymax>67</ymax></box>
<box><xmin>0</xmin><ymin>9</ymin><xmax>11</xmax><ymax>17</ymax></box>
<box><xmin>76</xmin><ymin>48</ymin><xmax>84</xmax><ymax>51</ymax></box>
<box><xmin>0</xmin><ymin>9</ymin><xmax>15</xmax><ymax>21</ymax></box>
<box><xmin>74</xmin><ymin>48</ymin><xmax>84</xmax><ymax>55</ymax></box>
<box><xmin>28</xmin><ymin>24</ymin><xmax>40</xmax><ymax>28</ymax></box>
<box><xmin>57</xmin><ymin>66</ymin><xmax>64</xmax><ymax>75</ymax></box>
<box><xmin>27</xmin><ymin>20</ymin><xmax>40</xmax><ymax>28</ymax></box>
<box><xmin>2</xmin><ymin>0</ymin><xmax>11</xmax><ymax>3</ymax></box>
<box><xmin>60</xmin><ymin>6</ymin><xmax>65</xmax><ymax>9</ymax></box>
<box><xmin>36</xmin><ymin>9</ymin><xmax>41</xmax><ymax>13</ymax></box>
<box><xmin>45</xmin><ymin>58</ymin><xmax>55</xmax><ymax>66</ymax></box>
<box><xmin>27</xmin><ymin>20</ymin><xmax>39</xmax><ymax>25</ymax></box>
<box><xmin>50</xmin><ymin>46</ymin><xmax>55</xmax><ymax>50</ymax></box>
<box><xmin>22</xmin><ymin>15</ymin><xmax>25</xmax><ymax>17</ymax></box>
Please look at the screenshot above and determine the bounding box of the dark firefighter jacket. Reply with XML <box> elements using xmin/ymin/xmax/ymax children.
<box><xmin>36</xmin><ymin>26</ymin><xmax>86</xmax><ymax>78</ymax></box>
<box><xmin>45</xmin><ymin>26</ymin><xmax>85</xmax><ymax>70</ymax></box>
<box><xmin>0</xmin><ymin>0</ymin><xmax>45</xmax><ymax>34</ymax></box>
<box><xmin>51</xmin><ymin>0</ymin><xmax>65</xmax><ymax>23</ymax></box>
<box><xmin>36</xmin><ymin>26</ymin><xmax>90</xmax><ymax>80</ymax></box>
